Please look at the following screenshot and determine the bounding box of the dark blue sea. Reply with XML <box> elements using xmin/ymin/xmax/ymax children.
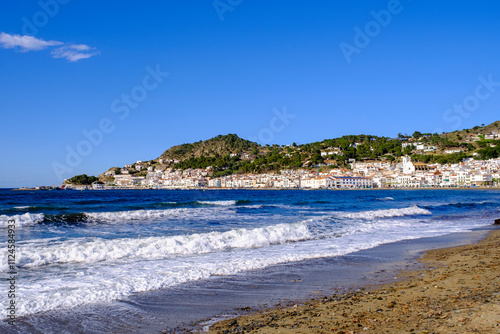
<box><xmin>0</xmin><ymin>189</ymin><xmax>499</xmax><ymax>332</ymax></box>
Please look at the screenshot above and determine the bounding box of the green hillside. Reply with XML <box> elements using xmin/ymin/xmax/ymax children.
<box><xmin>160</xmin><ymin>134</ymin><xmax>260</xmax><ymax>160</ymax></box>
<box><xmin>94</xmin><ymin>120</ymin><xmax>500</xmax><ymax>181</ymax></box>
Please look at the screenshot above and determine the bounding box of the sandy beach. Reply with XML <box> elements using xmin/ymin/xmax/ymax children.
<box><xmin>209</xmin><ymin>228</ymin><xmax>500</xmax><ymax>333</ymax></box>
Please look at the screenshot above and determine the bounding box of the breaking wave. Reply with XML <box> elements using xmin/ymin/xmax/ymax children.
<box><xmin>6</xmin><ymin>222</ymin><xmax>311</xmax><ymax>271</ymax></box>
<box><xmin>197</xmin><ymin>200</ymin><xmax>237</xmax><ymax>206</ymax></box>
<box><xmin>337</xmin><ymin>205</ymin><xmax>431</xmax><ymax>219</ymax></box>
<box><xmin>424</xmin><ymin>201</ymin><xmax>496</xmax><ymax>210</ymax></box>
<box><xmin>0</xmin><ymin>213</ymin><xmax>45</xmax><ymax>228</ymax></box>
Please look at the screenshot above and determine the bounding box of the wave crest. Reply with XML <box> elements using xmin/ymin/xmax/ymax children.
<box><xmin>337</xmin><ymin>205</ymin><xmax>431</xmax><ymax>219</ymax></box>
<box><xmin>0</xmin><ymin>213</ymin><xmax>44</xmax><ymax>228</ymax></box>
<box><xmin>197</xmin><ymin>200</ymin><xmax>237</xmax><ymax>206</ymax></box>
<box><xmin>84</xmin><ymin>208</ymin><xmax>196</xmax><ymax>222</ymax></box>
<box><xmin>9</xmin><ymin>222</ymin><xmax>312</xmax><ymax>270</ymax></box>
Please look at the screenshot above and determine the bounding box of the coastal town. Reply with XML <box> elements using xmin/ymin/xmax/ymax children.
<box><xmin>63</xmin><ymin>154</ymin><xmax>500</xmax><ymax>190</ymax></box>
<box><xmin>54</xmin><ymin>125</ymin><xmax>500</xmax><ymax>191</ymax></box>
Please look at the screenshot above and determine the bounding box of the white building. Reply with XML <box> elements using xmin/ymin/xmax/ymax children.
<box><xmin>372</xmin><ymin>176</ymin><xmax>387</xmax><ymax>188</ymax></box>
<box><xmin>402</xmin><ymin>156</ymin><xmax>415</xmax><ymax>174</ymax></box>
<box><xmin>444</xmin><ymin>149</ymin><xmax>463</xmax><ymax>154</ymax></box>
<box><xmin>301</xmin><ymin>176</ymin><xmax>333</xmax><ymax>189</ymax></box>
<box><xmin>331</xmin><ymin>176</ymin><xmax>373</xmax><ymax>189</ymax></box>
<box><xmin>208</xmin><ymin>178</ymin><xmax>220</xmax><ymax>188</ymax></box>
<box><xmin>471</xmin><ymin>173</ymin><xmax>492</xmax><ymax>186</ymax></box>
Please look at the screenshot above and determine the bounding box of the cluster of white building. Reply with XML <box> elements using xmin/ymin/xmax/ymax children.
<box><xmin>98</xmin><ymin>167</ymin><xmax>373</xmax><ymax>190</ymax></box>
<box><xmin>89</xmin><ymin>155</ymin><xmax>500</xmax><ymax>190</ymax></box>
<box><xmin>351</xmin><ymin>156</ymin><xmax>499</xmax><ymax>188</ymax></box>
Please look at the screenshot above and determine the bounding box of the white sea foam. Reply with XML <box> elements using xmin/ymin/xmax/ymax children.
<box><xmin>238</xmin><ymin>204</ymin><xmax>265</xmax><ymax>209</ymax></box>
<box><xmin>84</xmin><ymin>207</ymin><xmax>217</xmax><ymax>222</ymax></box>
<box><xmin>426</xmin><ymin>200</ymin><xmax>494</xmax><ymax>208</ymax></box>
<box><xmin>10</xmin><ymin>222</ymin><xmax>311</xmax><ymax>270</ymax></box>
<box><xmin>238</xmin><ymin>204</ymin><xmax>294</xmax><ymax>209</ymax></box>
<box><xmin>2</xmin><ymin>206</ymin><xmax>241</xmax><ymax>228</ymax></box>
<box><xmin>336</xmin><ymin>205</ymin><xmax>431</xmax><ymax>219</ymax></box>
<box><xmin>376</xmin><ymin>197</ymin><xmax>394</xmax><ymax>201</ymax></box>
<box><xmin>0</xmin><ymin>213</ymin><xmax>44</xmax><ymax>228</ymax></box>
<box><xmin>197</xmin><ymin>200</ymin><xmax>237</xmax><ymax>206</ymax></box>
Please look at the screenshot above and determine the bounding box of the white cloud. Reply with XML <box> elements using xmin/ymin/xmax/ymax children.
<box><xmin>0</xmin><ymin>32</ymin><xmax>63</xmax><ymax>51</ymax></box>
<box><xmin>51</xmin><ymin>44</ymin><xmax>100</xmax><ymax>62</ymax></box>
<box><xmin>0</xmin><ymin>32</ymin><xmax>99</xmax><ymax>62</ymax></box>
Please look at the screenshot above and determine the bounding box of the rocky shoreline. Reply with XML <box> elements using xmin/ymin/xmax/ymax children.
<box><xmin>209</xmin><ymin>228</ymin><xmax>500</xmax><ymax>333</ymax></box>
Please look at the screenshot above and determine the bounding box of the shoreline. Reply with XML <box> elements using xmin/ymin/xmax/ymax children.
<box><xmin>1</xmin><ymin>225</ymin><xmax>496</xmax><ymax>333</ymax></box>
<box><xmin>209</xmin><ymin>227</ymin><xmax>500</xmax><ymax>333</ymax></box>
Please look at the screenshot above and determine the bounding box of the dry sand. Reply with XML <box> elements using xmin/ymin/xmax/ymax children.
<box><xmin>209</xmin><ymin>229</ymin><xmax>500</xmax><ymax>333</ymax></box>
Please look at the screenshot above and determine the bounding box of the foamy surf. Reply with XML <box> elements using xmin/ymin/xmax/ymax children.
<box><xmin>84</xmin><ymin>206</ymin><xmax>231</xmax><ymax>222</ymax></box>
<box><xmin>336</xmin><ymin>205</ymin><xmax>431</xmax><ymax>219</ymax></box>
<box><xmin>0</xmin><ymin>213</ymin><xmax>44</xmax><ymax>228</ymax></box>
<box><xmin>8</xmin><ymin>222</ymin><xmax>311</xmax><ymax>271</ymax></box>
<box><xmin>0</xmin><ymin>206</ymin><xmax>241</xmax><ymax>227</ymax></box>
<box><xmin>197</xmin><ymin>200</ymin><xmax>237</xmax><ymax>206</ymax></box>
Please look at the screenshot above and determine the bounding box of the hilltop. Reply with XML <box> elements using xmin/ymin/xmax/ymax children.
<box><xmin>160</xmin><ymin>134</ymin><xmax>260</xmax><ymax>160</ymax></box>
<box><xmin>439</xmin><ymin>120</ymin><xmax>500</xmax><ymax>141</ymax></box>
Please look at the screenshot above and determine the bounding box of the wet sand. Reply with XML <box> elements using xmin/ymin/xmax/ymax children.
<box><xmin>209</xmin><ymin>229</ymin><xmax>500</xmax><ymax>333</ymax></box>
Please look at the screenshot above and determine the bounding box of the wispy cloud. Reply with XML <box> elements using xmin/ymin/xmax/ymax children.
<box><xmin>0</xmin><ymin>32</ymin><xmax>62</xmax><ymax>51</ymax></box>
<box><xmin>0</xmin><ymin>32</ymin><xmax>99</xmax><ymax>62</ymax></box>
<box><xmin>51</xmin><ymin>44</ymin><xmax>100</xmax><ymax>62</ymax></box>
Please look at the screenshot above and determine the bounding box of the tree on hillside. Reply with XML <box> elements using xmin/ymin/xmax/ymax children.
<box><xmin>477</xmin><ymin>146</ymin><xmax>500</xmax><ymax>160</ymax></box>
<box><xmin>67</xmin><ymin>174</ymin><xmax>98</xmax><ymax>185</ymax></box>
<box><xmin>403</xmin><ymin>146</ymin><xmax>414</xmax><ymax>155</ymax></box>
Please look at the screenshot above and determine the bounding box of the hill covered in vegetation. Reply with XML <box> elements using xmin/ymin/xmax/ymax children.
<box><xmin>93</xmin><ymin>121</ymin><xmax>500</xmax><ymax>181</ymax></box>
<box><xmin>160</xmin><ymin>134</ymin><xmax>259</xmax><ymax>160</ymax></box>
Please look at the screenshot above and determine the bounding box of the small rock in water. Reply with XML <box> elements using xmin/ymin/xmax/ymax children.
<box><xmin>494</xmin><ymin>218</ymin><xmax>500</xmax><ymax>225</ymax></box>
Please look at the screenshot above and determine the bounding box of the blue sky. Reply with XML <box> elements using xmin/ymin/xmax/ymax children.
<box><xmin>1</xmin><ymin>0</ymin><xmax>500</xmax><ymax>187</ymax></box>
